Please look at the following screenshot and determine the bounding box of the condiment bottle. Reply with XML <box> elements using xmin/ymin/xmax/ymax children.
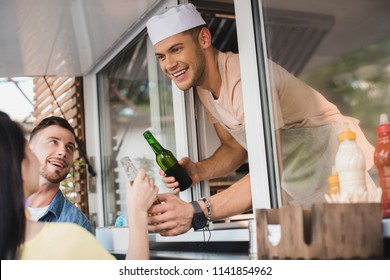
<box><xmin>143</xmin><ymin>130</ymin><xmax>192</xmax><ymax>191</ymax></box>
<box><xmin>335</xmin><ymin>124</ymin><xmax>366</xmax><ymax>197</ymax></box>
<box><xmin>374</xmin><ymin>113</ymin><xmax>390</xmax><ymax>218</ymax></box>
<box><xmin>328</xmin><ymin>166</ymin><xmax>340</xmax><ymax>196</ymax></box>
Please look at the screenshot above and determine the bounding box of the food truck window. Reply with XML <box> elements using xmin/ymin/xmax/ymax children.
<box><xmin>93</xmin><ymin>0</ymin><xmax>255</xmax><ymax>229</ymax></box>
<box><xmin>189</xmin><ymin>1</ymin><xmax>253</xmax><ymax>228</ymax></box>
<box><xmin>96</xmin><ymin>33</ymin><xmax>177</xmax><ymax>225</ymax></box>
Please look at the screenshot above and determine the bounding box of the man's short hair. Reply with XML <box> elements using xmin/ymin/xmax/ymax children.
<box><xmin>30</xmin><ymin>116</ymin><xmax>76</xmax><ymax>141</ymax></box>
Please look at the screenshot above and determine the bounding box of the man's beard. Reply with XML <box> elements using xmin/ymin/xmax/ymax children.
<box><xmin>40</xmin><ymin>167</ymin><xmax>68</xmax><ymax>184</ymax></box>
<box><xmin>191</xmin><ymin>49</ymin><xmax>206</xmax><ymax>88</ymax></box>
<box><xmin>176</xmin><ymin>47</ymin><xmax>206</xmax><ymax>91</ymax></box>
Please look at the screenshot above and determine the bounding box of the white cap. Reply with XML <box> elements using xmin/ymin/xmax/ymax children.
<box><xmin>146</xmin><ymin>3</ymin><xmax>206</xmax><ymax>45</ymax></box>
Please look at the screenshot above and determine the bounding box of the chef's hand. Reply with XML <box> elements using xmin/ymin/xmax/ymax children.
<box><xmin>147</xmin><ymin>192</ymin><xmax>194</xmax><ymax>236</ymax></box>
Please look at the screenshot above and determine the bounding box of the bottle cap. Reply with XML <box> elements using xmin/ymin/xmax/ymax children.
<box><xmin>338</xmin><ymin>123</ymin><xmax>356</xmax><ymax>141</ymax></box>
<box><xmin>377</xmin><ymin>113</ymin><xmax>390</xmax><ymax>135</ymax></box>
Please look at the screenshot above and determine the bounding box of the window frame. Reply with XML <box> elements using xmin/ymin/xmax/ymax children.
<box><xmin>234</xmin><ymin>0</ymin><xmax>280</xmax><ymax>210</ymax></box>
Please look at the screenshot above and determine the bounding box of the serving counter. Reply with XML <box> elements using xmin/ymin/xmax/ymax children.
<box><xmin>96</xmin><ymin>217</ymin><xmax>390</xmax><ymax>260</ymax></box>
<box><xmin>96</xmin><ymin>226</ymin><xmax>251</xmax><ymax>260</ymax></box>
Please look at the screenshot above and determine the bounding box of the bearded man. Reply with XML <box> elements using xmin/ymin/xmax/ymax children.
<box><xmin>28</xmin><ymin>116</ymin><xmax>92</xmax><ymax>233</ymax></box>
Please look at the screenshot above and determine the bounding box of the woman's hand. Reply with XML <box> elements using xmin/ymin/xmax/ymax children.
<box><xmin>126</xmin><ymin>169</ymin><xmax>159</xmax><ymax>214</ymax></box>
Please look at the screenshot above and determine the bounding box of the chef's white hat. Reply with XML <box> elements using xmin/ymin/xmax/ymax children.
<box><xmin>146</xmin><ymin>3</ymin><xmax>206</xmax><ymax>45</ymax></box>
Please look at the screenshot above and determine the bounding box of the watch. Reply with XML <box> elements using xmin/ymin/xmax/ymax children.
<box><xmin>190</xmin><ymin>201</ymin><xmax>208</xmax><ymax>230</ymax></box>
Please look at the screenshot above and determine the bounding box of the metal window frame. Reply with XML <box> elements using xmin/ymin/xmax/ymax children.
<box><xmin>234</xmin><ymin>0</ymin><xmax>281</xmax><ymax>210</ymax></box>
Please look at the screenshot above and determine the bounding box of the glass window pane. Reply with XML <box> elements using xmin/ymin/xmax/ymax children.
<box><xmin>261</xmin><ymin>0</ymin><xmax>390</xmax><ymax>206</ymax></box>
<box><xmin>96</xmin><ymin>34</ymin><xmax>175</xmax><ymax>226</ymax></box>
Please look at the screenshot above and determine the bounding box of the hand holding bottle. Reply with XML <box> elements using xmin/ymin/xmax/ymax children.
<box><xmin>126</xmin><ymin>169</ymin><xmax>159</xmax><ymax>214</ymax></box>
<box><xmin>116</xmin><ymin>157</ymin><xmax>161</xmax><ymax>227</ymax></box>
<box><xmin>120</xmin><ymin>156</ymin><xmax>161</xmax><ymax>205</ymax></box>
<box><xmin>143</xmin><ymin>130</ymin><xmax>193</xmax><ymax>191</ymax></box>
<box><xmin>159</xmin><ymin>156</ymin><xmax>199</xmax><ymax>191</ymax></box>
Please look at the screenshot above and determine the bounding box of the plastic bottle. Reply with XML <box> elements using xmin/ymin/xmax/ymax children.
<box><xmin>335</xmin><ymin>124</ymin><xmax>366</xmax><ymax>197</ymax></box>
<box><xmin>328</xmin><ymin>166</ymin><xmax>340</xmax><ymax>196</ymax></box>
<box><xmin>143</xmin><ymin>130</ymin><xmax>192</xmax><ymax>191</ymax></box>
<box><xmin>374</xmin><ymin>113</ymin><xmax>390</xmax><ymax>218</ymax></box>
<box><xmin>115</xmin><ymin>214</ymin><xmax>128</xmax><ymax>227</ymax></box>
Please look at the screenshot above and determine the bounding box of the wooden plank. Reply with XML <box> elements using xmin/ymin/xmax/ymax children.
<box><xmin>35</xmin><ymin>77</ymin><xmax>73</xmax><ymax>102</ymax></box>
<box><xmin>34</xmin><ymin>82</ymin><xmax>76</xmax><ymax>115</ymax></box>
<box><xmin>34</xmin><ymin>78</ymin><xmax>73</xmax><ymax>106</ymax></box>
<box><xmin>256</xmin><ymin>203</ymin><xmax>383</xmax><ymax>259</ymax></box>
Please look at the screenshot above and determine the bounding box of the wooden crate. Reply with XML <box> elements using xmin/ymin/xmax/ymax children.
<box><xmin>256</xmin><ymin>203</ymin><xmax>383</xmax><ymax>259</ymax></box>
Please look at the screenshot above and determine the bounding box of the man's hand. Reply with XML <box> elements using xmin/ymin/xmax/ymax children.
<box><xmin>147</xmin><ymin>193</ymin><xmax>194</xmax><ymax>236</ymax></box>
<box><xmin>159</xmin><ymin>157</ymin><xmax>200</xmax><ymax>190</ymax></box>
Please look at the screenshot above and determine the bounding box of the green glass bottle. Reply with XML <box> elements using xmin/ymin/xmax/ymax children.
<box><xmin>143</xmin><ymin>130</ymin><xmax>192</xmax><ymax>191</ymax></box>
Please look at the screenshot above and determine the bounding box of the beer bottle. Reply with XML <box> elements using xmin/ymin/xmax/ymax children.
<box><xmin>143</xmin><ymin>130</ymin><xmax>192</xmax><ymax>191</ymax></box>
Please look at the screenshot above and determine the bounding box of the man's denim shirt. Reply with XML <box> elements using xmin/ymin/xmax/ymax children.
<box><xmin>38</xmin><ymin>189</ymin><xmax>93</xmax><ymax>233</ymax></box>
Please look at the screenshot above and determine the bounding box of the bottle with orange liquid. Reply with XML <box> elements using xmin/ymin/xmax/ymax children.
<box><xmin>335</xmin><ymin>124</ymin><xmax>366</xmax><ymax>197</ymax></box>
<box><xmin>328</xmin><ymin>166</ymin><xmax>340</xmax><ymax>196</ymax></box>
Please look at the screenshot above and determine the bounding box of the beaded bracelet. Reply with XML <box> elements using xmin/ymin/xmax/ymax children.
<box><xmin>201</xmin><ymin>197</ymin><xmax>212</xmax><ymax>224</ymax></box>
